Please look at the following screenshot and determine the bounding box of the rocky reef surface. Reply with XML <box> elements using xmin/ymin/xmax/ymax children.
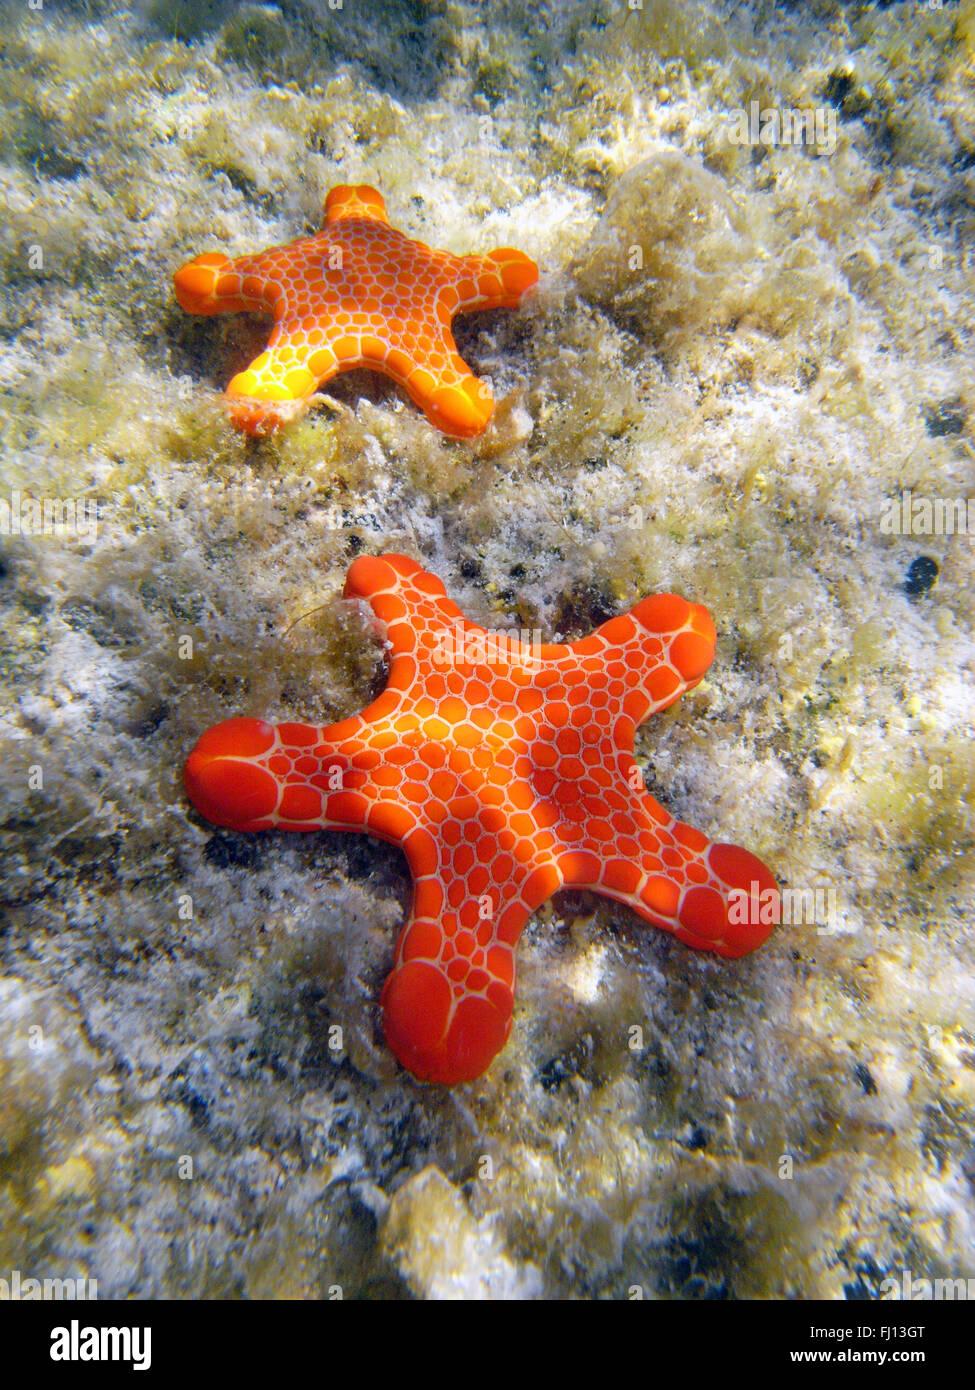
<box><xmin>0</xmin><ymin>0</ymin><xmax>973</xmax><ymax>1298</ymax></box>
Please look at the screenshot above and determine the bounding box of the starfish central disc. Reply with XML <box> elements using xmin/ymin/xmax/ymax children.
<box><xmin>184</xmin><ymin>554</ymin><xmax>778</xmax><ymax>1083</ymax></box>
<box><xmin>174</xmin><ymin>184</ymin><xmax>538</xmax><ymax>437</ymax></box>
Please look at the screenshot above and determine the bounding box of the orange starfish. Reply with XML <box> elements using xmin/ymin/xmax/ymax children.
<box><xmin>173</xmin><ymin>184</ymin><xmax>538</xmax><ymax>437</ymax></box>
<box><xmin>184</xmin><ymin>555</ymin><xmax>778</xmax><ymax>1084</ymax></box>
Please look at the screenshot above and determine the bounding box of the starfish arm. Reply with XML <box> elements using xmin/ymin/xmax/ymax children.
<box><xmin>343</xmin><ymin>553</ymin><xmax>471</xmax><ymax>679</ymax></box>
<box><xmin>173</xmin><ymin>252</ymin><xmax>283</xmax><ymax>318</ymax></box>
<box><xmin>566</xmin><ymin>594</ymin><xmax>718</xmax><ymax>730</ymax></box>
<box><xmin>381</xmin><ymin>894</ymin><xmax>519</xmax><ymax>1084</ymax></box>
<box><xmin>381</xmin><ymin>810</ymin><xmax>561</xmax><ymax>1083</ymax></box>
<box><xmin>557</xmin><ymin>792</ymin><xmax>779</xmax><ymax>958</ymax></box>
<box><xmin>182</xmin><ymin>714</ymin><xmax>415</xmax><ymax>835</ymax></box>
<box><xmin>319</xmin><ymin>295</ymin><xmax>495</xmax><ymax>439</ymax></box>
<box><xmin>448</xmin><ymin>248</ymin><xmax>539</xmax><ymax>312</ymax></box>
<box><xmin>402</xmin><ymin>326</ymin><xmax>496</xmax><ymax>438</ymax></box>
<box><xmin>223</xmin><ymin>322</ymin><xmax>341</xmax><ymax>433</ymax></box>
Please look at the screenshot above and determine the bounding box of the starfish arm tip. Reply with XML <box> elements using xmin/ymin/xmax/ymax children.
<box><xmin>173</xmin><ymin>253</ymin><xmax>237</xmax><ymax>315</ymax></box>
<box><xmin>323</xmin><ymin>183</ymin><xmax>388</xmax><ymax>225</ymax></box>
<box><xmin>224</xmin><ymin>339</ymin><xmax>338</xmax><ymax>432</ymax></box>
<box><xmin>382</xmin><ymin>950</ymin><xmax>514</xmax><ymax>1084</ymax></box>
<box><xmin>485</xmin><ymin>246</ymin><xmax>539</xmax><ymax>300</ymax></box>
<box><xmin>632</xmin><ymin>836</ymin><xmax>779</xmax><ymax>957</ymax></box>
<box><xmin>344</xmin><ymin>553</ymin><xmax>423</xmax><ymax>601</ymax></box>
<box><xmin>184</xmin><ymin>717</ymin><xmax>279</xmax><ymax>828</ymax></box>
<box><xmin>424</xmin><ymin>376</ymin><xmax>495</xmax><ymax>436</ymax></box>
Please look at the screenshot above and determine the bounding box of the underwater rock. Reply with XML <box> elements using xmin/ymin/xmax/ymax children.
<box><xmin>571</xmin><ymin>150</ymin><xmax>752</xmax><ymax>347</ymax></box>
<box><xmin>381</xmin><ymin>1165</ymin><xmax>542</xmax><ymax>1299</ymax></box>
<box><xmin>0</xmin><ymin>978</ymin><xmax>95</xmax><ymax>1158</ymax></box>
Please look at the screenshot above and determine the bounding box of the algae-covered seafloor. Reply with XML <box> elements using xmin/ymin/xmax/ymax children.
<box><xmin>1</xmin><ymin>0</ymin><xmax>973</xmax><ymax>1299</ymax></box>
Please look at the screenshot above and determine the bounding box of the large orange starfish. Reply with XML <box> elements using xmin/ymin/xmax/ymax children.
<box><xmin>173</xmin><ymin>184</ymin><xmax>538</xmax><ymax>437</ymax></box>
<box><xmin>184</xmin><ymin>555</ymin><xmax>778</xmax><ymax>1084</ymax></box>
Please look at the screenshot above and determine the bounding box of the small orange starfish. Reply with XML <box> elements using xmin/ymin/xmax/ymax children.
<box><xmin>173</xmin><ymin>184</ymin><xmax>538</xmax><ymax>437</ymax></box>
<box><xmin>185</xmin><ymin>556</ymin><xmax>779</xmax><ymax>1084</ymax></box>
